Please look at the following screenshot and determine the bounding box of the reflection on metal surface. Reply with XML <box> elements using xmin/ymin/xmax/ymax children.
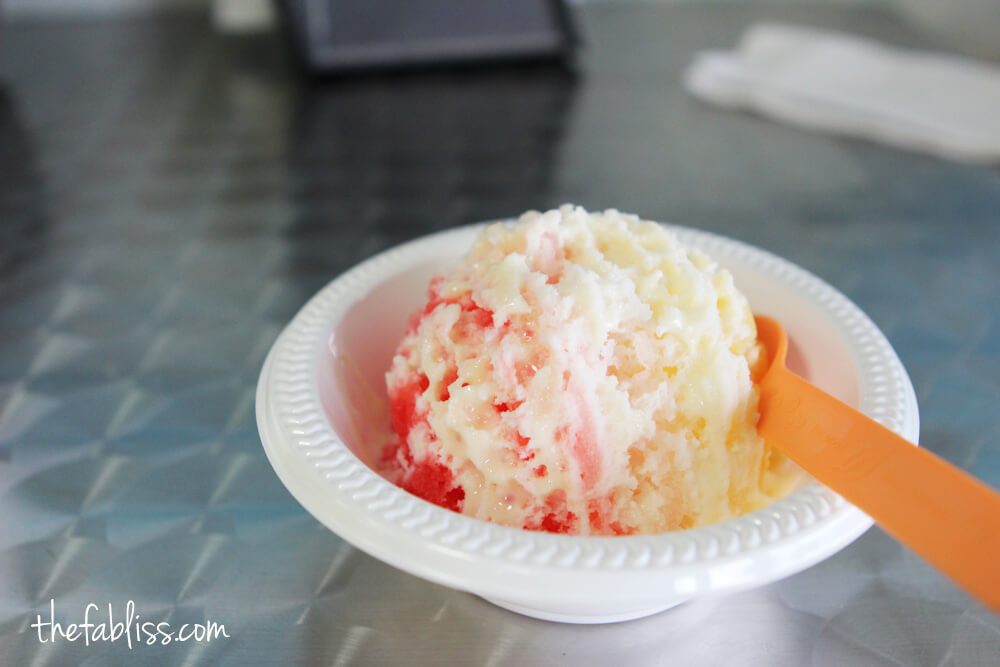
<box><xmin>285</xmin><ymin>62</ymin><xmax>576</xmax><ymax>240</ymax></box>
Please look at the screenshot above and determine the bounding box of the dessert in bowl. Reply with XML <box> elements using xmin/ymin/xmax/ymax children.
<box><xmin>382</xmin><ymin>208</ymin><xmax>806</xmax><ymax>536</ymax></box>
<box><xmin>256</xmin><ymin>207</ymin><xmax>918</xmax><ymax>623</ymax></box>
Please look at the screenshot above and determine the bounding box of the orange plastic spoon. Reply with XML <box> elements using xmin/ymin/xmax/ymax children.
<box><xmin>754</xmin><ymin>315</ymin><xmax>1000</xmax><ymax>612</ymax></box>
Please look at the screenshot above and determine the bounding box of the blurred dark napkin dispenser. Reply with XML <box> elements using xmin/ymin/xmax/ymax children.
<box><xmin>280</xmin><ymin>0</ymin><xmax>574</xmax><ymax>72</ymax></box>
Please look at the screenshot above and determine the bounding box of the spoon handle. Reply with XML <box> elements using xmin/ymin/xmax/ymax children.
<box><xmin>758</xmin><ymin>366</ymin><xmax>1000</xmax><ymax>612</ymax></box>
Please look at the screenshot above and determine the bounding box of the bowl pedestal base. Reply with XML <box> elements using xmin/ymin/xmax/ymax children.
<box><xmin>480</xmin><ymin>595</ymin><xmax>688</xmax><ymax>624</ymax></box>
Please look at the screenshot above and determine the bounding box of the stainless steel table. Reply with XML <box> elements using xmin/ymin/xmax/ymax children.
<box><xmin>2</xmin><ymin>4</ymin><xmax>999</xmax><ymax>665</ymax></box>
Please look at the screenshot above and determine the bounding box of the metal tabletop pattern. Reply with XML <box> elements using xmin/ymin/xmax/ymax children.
<box><xmin>1</xmin><ymin>4</ymin><xmax>999</xmax><ymax>665</ymax></box>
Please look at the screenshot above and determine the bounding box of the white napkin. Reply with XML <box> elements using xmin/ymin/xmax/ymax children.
<box><xmin>684</xmin><ymin>23</ymin><xmax>1000</xmax><ymax>164</ymax></box>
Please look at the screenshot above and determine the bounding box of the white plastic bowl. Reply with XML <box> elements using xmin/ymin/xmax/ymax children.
<box><xmin>256</xmin><ymin>222</ymin><xmax>919</xmax><ymax>624</ymax></box>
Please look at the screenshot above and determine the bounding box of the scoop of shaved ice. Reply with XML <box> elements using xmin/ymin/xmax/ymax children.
<box><xmin>380</xmin><ymin>205</ymin><xmax>802</xmax><ymax>536</ymax></box>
